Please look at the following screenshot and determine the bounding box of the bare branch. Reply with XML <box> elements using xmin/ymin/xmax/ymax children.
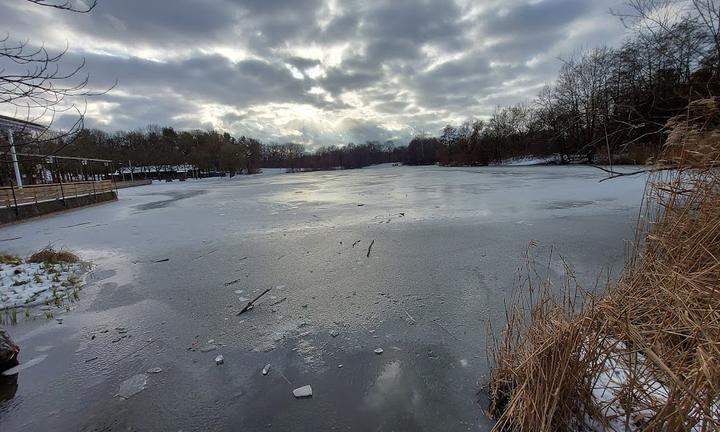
<box><xmin>1</xmin><ymin>1</ymin><xmax>112</xmax><ymax>151</ymax></box>
<box><xmin>25</xmin><ymin>0</ymin><xmax>97</xmax><ymax>13</ymax></box>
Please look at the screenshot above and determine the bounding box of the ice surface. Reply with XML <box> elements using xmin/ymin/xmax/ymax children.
<box><xmin>0</xmin><ymin>165</ymin><xmax>653</xmax><ymax>431</ymax></box>
<box><xmin>0</xmin><ymin>165</ymin><xmax>648</xmax><ymax>258</ymax></box>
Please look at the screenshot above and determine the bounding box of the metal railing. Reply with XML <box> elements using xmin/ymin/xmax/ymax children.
<box><xmin>0</xmin><ymin>180</ymin><xmax>115</xmax><ymax>210</ymax></box>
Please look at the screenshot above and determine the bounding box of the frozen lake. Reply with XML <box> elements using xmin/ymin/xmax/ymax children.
<box><xmin>0</xmin><ymin>164</ymin><xmax>647</xmax><ymax>431</ymax></box>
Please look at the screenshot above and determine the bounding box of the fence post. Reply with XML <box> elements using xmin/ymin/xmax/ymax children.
<box><xmin>111</xmin><ymin>163</ymin><xmax>119</xmax><ymax>197</ymax></box>
<box><xmin>59</xmin><ymin>178</ymin><xmax>66</xmax><ymax>206</ymax></box>
<box><xmin>9</xmin><ymin>181</ymin><xmax>18</xmax><ymax>217</ymax></box>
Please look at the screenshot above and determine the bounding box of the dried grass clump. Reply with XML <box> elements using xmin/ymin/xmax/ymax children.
<box><xmin>488</xmin><ymin>254</ymin><xmax>603</xmax><ymax>431</ymax></box>
<box><xmin>488</xmin><ymin>100</ymin><xmax>720</xmax><ymax>431</ymax></box>
<box><xmin>0</xmin><ymin>253</ymin><xmax>22</xmax><ymax>265</ymax></box>
<box><xmin>659</xmin><ymin>96</ymin><xmax>720</xmax><ymax>168</ymax></box>
<box><xmin>28</xmin><ymin>247</ymin><xmax>79</xmax><ymax>264</ymax></box>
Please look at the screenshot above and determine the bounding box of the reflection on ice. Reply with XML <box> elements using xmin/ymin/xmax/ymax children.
<box><xmin>1</xmin><ymin>354</ymin><xmax>47</xmax><ymax>376</ymax></box>
<box><xmin>365</xmin><ymin>360</ymin><xmax>423</xmax><ymax>416</ymax></box>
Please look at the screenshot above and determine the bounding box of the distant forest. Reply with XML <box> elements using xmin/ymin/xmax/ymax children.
<box><xmin>7</xmin><ymin>1</ymin><xmax>720</xmax><ymax>175</ymax></box>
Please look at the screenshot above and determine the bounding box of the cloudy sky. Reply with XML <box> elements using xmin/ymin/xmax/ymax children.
<box><xmin>2</xmin><ymin>0</ymin><xmax>629</xmax><ymax>148</ymax></box>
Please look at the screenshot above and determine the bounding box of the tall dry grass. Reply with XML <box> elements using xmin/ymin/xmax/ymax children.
<box><xmin>488</xmin><ymin>98</ymin><xmax>720</xmax><ymax>431</ymax></box>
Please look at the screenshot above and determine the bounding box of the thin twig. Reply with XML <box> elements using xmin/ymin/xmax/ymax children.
<box><xmin>431</xmin><ymin>319</ymin><xmax>458</xmax><ymax>340</ymax></box>
<box><xmin>237</xmin><ymin>288</ymin><xmax>272</xmax><ymax>315</ymax></box>
<box><xmin>366</xmin><ymin>240</ymin><xmax>375</xmax><ymax>258</ymax></box>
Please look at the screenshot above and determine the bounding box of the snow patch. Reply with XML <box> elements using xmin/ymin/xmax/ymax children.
<box><xmin>495</xmin><ymin>155</ymin><xmax>560</xmax><ymax>166</ymax></box>
<box><xmin>584</xmin><ymin>339</ymin><xmax>718</xmax><ymax>431</ymax></box>
<box><xmin>0</xmin><ymin>262</ymin><xmax>88</xmax><ymax>310</ymax></box>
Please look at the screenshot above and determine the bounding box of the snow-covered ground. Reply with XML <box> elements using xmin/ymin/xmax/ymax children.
<box><xmin>585</xmin><ymin>339</ymin><xmax>668</xmax><ymax>431</ymax></box>
<box><xmin>0</xmin><ymin>261</ymin><xmax>87</xmax><ymax>310</ymax></box>
<box><xmin>585</xmin><ymin>339</ymin><xmax>718</xmax><ymax>431</ymax></box>
<box><xmin>258</xmin><ymin>167</ymin><xmax>290</xmax><ymax>175</ymax></box>
<box><xmin>494</xmin><ymin>155</ymin><xmax>560</xmax><ymax>166</ymax></box>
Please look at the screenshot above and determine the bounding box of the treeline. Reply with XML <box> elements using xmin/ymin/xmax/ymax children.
<box><xmin>22</xmin><ymin>127</ymin><xmax>404</xmax><ymax>175</ymax></box>
<box><xmin>263</xmin><ymin>141</ymin><xmax>405</xmax><ymax>170</ymax></box>
<box><xmin>43</xmin><ymin>127</ymin><xmax>263</xmax><ymax>176</ymax></box>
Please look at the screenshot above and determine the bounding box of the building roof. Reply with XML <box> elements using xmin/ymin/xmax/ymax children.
<box><xmin>0</xmin><ymin>114</ymin><xmax>46</xmax><ymax>133</ymax></box>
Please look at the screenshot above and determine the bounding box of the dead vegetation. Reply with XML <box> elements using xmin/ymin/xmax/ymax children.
<box><xmin>488</xmin><ymin>98</ymin><xmax>720</xmax><ymax>431</ymax></box>
<box><xmin>28</xmin><ymin>247</ymin><xmax>79</xmax><ymax>265</ymax></box>
<box><xmin>0</xmin><ymin>253</ymin><xmax>22</xmax><ymax>265</ymax></box>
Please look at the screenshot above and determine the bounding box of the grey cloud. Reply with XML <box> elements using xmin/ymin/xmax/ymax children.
<box><xmin>320</xmin><ymin>68</ymin><xmax>383</xmax><ymax>97</ymax></box>
<box><xmin>337</xmin><ymin>118</ymin><xmax>408</xmax><ymax>144</ymax></box>
<box><xmin>64</xmin><ymin>0</ymin><xmax>239</xmax><ymax>47</ymax></box>
<box><xmin>407</xmin><ymin>55</ymin><xmax>496</xmax><ymax>110</ymax></box>
<box><xmin>232</xmin><ymin>0</ymin><xmax>325</xmax><ymax>50</ymax></box>
<box><xmin>1</xmin><ymin>0</ymin><xmax>627</xmax><ymax>147</ymax></box>
<box><xmin>56</xmin><ymin>92</ymin><xmax>199</xmax><ymax>132</ymax></box>
<box><xmin>321</xmin><ymin>10</ymin><xmax>361</xmax><ymax>41</ymax></box>
<box><xmin>482</xmin><ymin>0</ymin><xmax>592</xmax><ymax>37</ymax></box>
<box><xmin>284</xmin><ymin>56</ymin><xmax>322</xmax><ymax>71</ymax></box>
<box><xmin>229</xmin><ymin>0</ymin><xmax>321</xmax><ymax>16</ymax></box>
<box><xmin>360</xmin><ymin>0</ymin><xmax>468</xmax><ymax>53</ymax></box>
<box><xmin>220</xmin><ymin>112</ymin><xmax>246</xmax><ymax>124</ymax></box>
<box><xmin>373</xmin><ymin>100</ymin><xmax>411</xmax><ymax>114</ymax></box>
<box><xmin>74</xmin><ymin>53</ymin><xmax>319</xmax><ymax>108</ymax></box>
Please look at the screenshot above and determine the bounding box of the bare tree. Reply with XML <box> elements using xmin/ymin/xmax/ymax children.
<box><xmin>614</xmin><ymin>0</ymin><xmax>718</xmax><ymax>78</ymax></box>
<box><xmin>0</xmin><ymin>0</ymin><xmax>110</xmax><ymax>153</ymax></box>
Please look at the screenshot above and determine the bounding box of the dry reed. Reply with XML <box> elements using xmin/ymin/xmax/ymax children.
<box><xmin>488</xmin><ymin>98</ymin><xmax>720</xmax><ymax>431</ymax></box>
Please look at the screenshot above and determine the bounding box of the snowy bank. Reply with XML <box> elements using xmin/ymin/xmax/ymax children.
<box><xmin>493</xmin><ymin>155</ymin><xmax>560</xmax><ymax>166</ymax></box>
<box><xmin>0</xmin><ymin>261</ymin><xmax>88</xmax><ymax>310</ymax></box>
